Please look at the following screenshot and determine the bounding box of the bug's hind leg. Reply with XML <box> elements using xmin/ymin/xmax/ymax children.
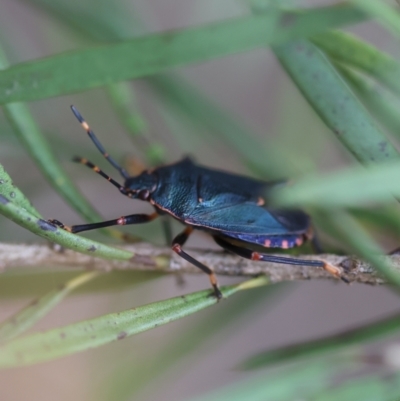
<box><xmin>172</xmin><ymin>227</ymin><xmax>222</xmax><ymax>299</ymax></box>
<box><xmin>213</xmin><ymin>236</ymin><xmax>347</xmax><ymax>283</ymax></box>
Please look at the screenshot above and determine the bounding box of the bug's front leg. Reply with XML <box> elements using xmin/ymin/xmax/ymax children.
<box><xmin>172</xmin><ymin>227</ymin><xmax>222</xmax><ymax>299</ymax></box>
<box><xmin>49</xmin><ymin>212</ymin><xmax>158</xmax><ymax>233</ymax></box>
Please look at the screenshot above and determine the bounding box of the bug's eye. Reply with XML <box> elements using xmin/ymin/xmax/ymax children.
<box><xmin>138</xmin><ymin>190</ymin><xmax>150</xmax><ymax>200</ymax></box>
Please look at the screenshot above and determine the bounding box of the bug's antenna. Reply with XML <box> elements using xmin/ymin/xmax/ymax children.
<box><xmin>70</xmin><ymin>105</ymin><xmax>130</xmax><ymax>179</ymax></box>
<box><xmin>72</xmin><ymin>157</ymin><xmax>131</xmax><ymax>196</ymax></box>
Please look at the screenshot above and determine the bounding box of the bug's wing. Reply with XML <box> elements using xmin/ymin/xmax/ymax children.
<box><xmin>186</xmin><ymin>202</ymin><xmax>309</xmax><ymax>235</ymax></box>
<box><xmin>197</xmin><ymin>166</ymin><xmax>286</xmax><ymax>206</ymax></box>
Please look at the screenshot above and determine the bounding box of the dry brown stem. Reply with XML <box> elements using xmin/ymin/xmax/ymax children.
<box><xmin>0</xmin><ymin>242</ymin><xmax>395</xmax><ymax>285</ymax></box>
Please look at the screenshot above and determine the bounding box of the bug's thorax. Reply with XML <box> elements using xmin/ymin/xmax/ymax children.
<box><xmin>124</xmin><ymin>170</ymin><xmax>158</xmax><ymax>200</ymax></box>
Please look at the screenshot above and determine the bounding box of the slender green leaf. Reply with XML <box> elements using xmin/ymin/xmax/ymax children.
<box><xmin>26</xmin><ymin>0</ymin><xmax>280</xmax><ymax>175</ymax></box>
<box><xmin>352</xmin><ymin>0</ymin><xmax>400</xmax><ymax>38</ymax></box>
<box><xmin>241</xmin><ymin>310</ymin><xmax>400</xmax><ymax>370</ymax></box>
<box><xmin>186</xmin><ymin>360</ymin><xmax>346</xmax><ymax>401</ymax></box>
<box><xmin>274</xmin><ymin>39</ymin><xmax>399</xmax><ymax>164</ymax></box>
<box><xmin>2</xmin><ymin>101</ymin><xmax>95</xmax><ymax>219</ymax></box>
<box><xmin>312</xmin><ymin>30</ymin><xmax>400</xmax><ymax>96</ymax></box>
<box><xmin>25</xmin><ymin>0</ymin><xmax>167</xmax><ymax>166</ymax></box>
<box><xmin>26</xmin><ymin>0</ymin><xmax>142</xmax><ymax>42</ymax></box>
<box><xmin>26</xmin><ymin>0</ymin><xmax>167</xmax><ymax>165</ymax></box>
<box><xmin>313</xmin><ymin>370</ymin><xmax>400</xmax><ymax>401</ymax></box>
<box><xmin>0</xmin><ymin>5</ymin><xmax>365</xmax><ymax>104</ymax></box>
<box><xmin>272</xmin><ymin>160</ymin><xmax>400</xmax><ymax>208</ymax></box>
<box><xmin>102</xmin><ymin>284</ymin><xmax>284</xmax><ymax>401</ymax></box>
<box><xmin>0</xmin><ymin>163</ymin><xmax>41</xmax><ymax>218</ymax></box>
<box><xmin>106</xmin><ymin>83</ymin><xmax>165</xmax><ymax>165</ymax></box>
<box><xmin>0</xmin><ymin>271</ymin><xmax>100</xmax><ymax>342</ymax></box>
<box><xmin>0</xmin><ymin>44</ymin><xmax>139</xmax><ymax>242</ymax></box>
<box><xmin>0</xmin><ymin>191</ymin><xmax>137</xmax><ymax>261</ymax></box>
<box><xmin>336</xmin><ymin>62</ymin><xmax>400</xmax><ymax>139</ymax></box>
<box><xmin>0</xmin><ymin>270</ymin><xmax>161</xmax><ymax>299</ymax></box>
<box><xmin>27</xmin><ymin>0</ymin><xmax>364</xmax><ymax>177</ymax></box>
<box><xmin>0</xmin><ymin>44</ymin><xmax>92</xmax><ymax>220</ymax></box>
<box><xmin>149</xmin><ymin>75</ymin><xmax>280</xmax><ymax>176</ymax></box>
<box><xmin>0</xmin><ymin>276</ymin><xmax>268</xmax><ymax>367</ymax></box>
<box><xmin>349</xmin><ymin>206</ymin><xmax>400</xmax><ymax>237</ymax></box>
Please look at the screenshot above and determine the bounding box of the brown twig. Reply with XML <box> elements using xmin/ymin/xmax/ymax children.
<box><xmin>0</xmin><ymin>242</ymin><xmax>396</xmax><ymax>285</ymax></box>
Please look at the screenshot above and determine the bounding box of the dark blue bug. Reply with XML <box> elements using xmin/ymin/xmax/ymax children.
<box><xmin>50</xmin><ymin>106</ymin><xmax>344</xmax><ymax>299</ymax></box>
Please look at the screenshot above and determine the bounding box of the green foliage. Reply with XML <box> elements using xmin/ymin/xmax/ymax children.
<box><xmin>0</xmin><ymin>276</ymin><xmax>268</xmax><ymax>367</ymax></box>
<box><xmin>0</xmin><ymin>5</ymin><xmax>363</xmax><ymax>104</ymax></box>
<box><xmin>1</xmin><ymin>1</ymin><xmax>400</xmax><ymax>401</ymax></box>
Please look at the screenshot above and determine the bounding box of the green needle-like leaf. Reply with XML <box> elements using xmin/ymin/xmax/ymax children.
<box><xmin>272</xmin><ymin>160</ymin><xmax>400</xmax><ymax>208</ymax></box>
<box><xmin>2</xmin><ymin>101</ymin><xmax>109</xmax><ymax>220</ymax></box>
<box><xmin>0</xmin><ymin>271</ymin><xmax>100</xmax><ymax>342</ymax></box>
<box><xmin>312</xmin><ymin>30</ymin><xmax>400</xmax><ymax>96</ymax></box>
<box><xmin>241</xmin><ymin>310</ymin><xmax>400</xmax><ymax>370</ymax></box>
<box><xmin>0</xmin><ymin>276</ymin><xmax>268</xmax><ymax>367</ymax></box>
<box><xmin>25</xmin><ymin>0</ymin><xmax>284</xmax><ymax>175</ymax></box>
<box><xmin>350</xmin><ymin>206</ymin><xmax>400</xmax><ymax>237</ymax></box>
<box><xmin>0</xmin><ymin>192</ymin><xmax>135</xmax><ymax>261</ymax></box>
<box><xmin>0</xmin><ymin>45</ymin><xmax>138</xmax><ymax>242</ymax></box>
<box><xmin>274</xmin><ymin>39</ymin><xmax>399</xmax><ymax>164</ymax></box>
<box><xmin>0</xmin><ymin>5</ymin><xmax>365</xmax><ymax>104</ymax></box>
<box><xmin>313</xmin><ymin>370</ymin><xmax>400</xmax><ymax>401</ymax></box>
<box><xmin>186</xmin><ymin>360</ymin><xmax>344</xmax><ymax>401</ymax></box>
<box><xmin>24</xmin><ymin>1</ymin><xmax>367</xmax><ymax>177</ymax></box>
<box><xmin>352</xmin><ymin>0</ymin><xmax>400</xmax><ymax>38</ymax></box>
<box><xmin>0</xmin><ymin>163</ymin><xmax>41</xmax><ymax>218</ymax></box>
<box><xmin>336</xmin><ymin>62</ymin><xmax>400</xmax><ymax>138</ymax></box>
<box><xmin>149</xmin><ymin>75</ymin><xmax>278</xmax><ymax>176</ymax></box>
<box><xmin>106</xmin><ymin>83</ymin><xmax>165</xmax><ymax>165</ymax></box>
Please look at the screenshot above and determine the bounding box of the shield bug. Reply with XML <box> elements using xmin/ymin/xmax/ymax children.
<box><xmin>50</xmin><ymin>106</ymin><xmax>345</xmax><ymax>299</ymax></box>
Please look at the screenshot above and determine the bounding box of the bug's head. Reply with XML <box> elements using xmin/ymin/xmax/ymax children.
<box><xmin>124</xmin><ymin>170</ymin><xmax>158</xmax><ymax>200</ymax></box>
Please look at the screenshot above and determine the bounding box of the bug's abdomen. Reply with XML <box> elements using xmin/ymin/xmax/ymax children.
<box><xmin>221</xmin><ymin>232</ymin><xmax>306</xmax><ymax>249</ymax></box>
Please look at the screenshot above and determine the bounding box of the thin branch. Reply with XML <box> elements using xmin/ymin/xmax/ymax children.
<box><xmin>0</xmin><ymin>242</ymin><xmax>395</xmax><ymax>284</ymax></box>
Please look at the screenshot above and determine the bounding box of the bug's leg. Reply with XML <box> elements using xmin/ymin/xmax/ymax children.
<box><xmin>49</xmin><ymin>212</ymin><xmax>158</xmax><ymax>234</ymax></box>
<box><xmin>162</xmin><ymin>217</ymin><xmax>186</xmax><ymax>286</ymax></box>
<box><xmin>71</xmin><ymin>105</ymin><xmax>129</xmax><ymax>179</ymax></box>
<box><xmin>213</xmin><ymin>236</ymin><xmax>348</xmax><ymax>283</ymax></box>
<box><xmin>73</xmin><ymin>157</ymin><xmax>132</xmax><ymax>197</ymax></box>
<box><xmin>304</xmin><ymin>225</ymin><xmax>323</xmax><ymax>254</ymax></box>
<box><xmin>172</xmin><ymin>227</ymin><xmax>222</xmax><ymax>299</ymax></box>
<box><xmin>311</xmin><ymin>234</ymin><xmax>323</xmax><ymax>254</ymax></box>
